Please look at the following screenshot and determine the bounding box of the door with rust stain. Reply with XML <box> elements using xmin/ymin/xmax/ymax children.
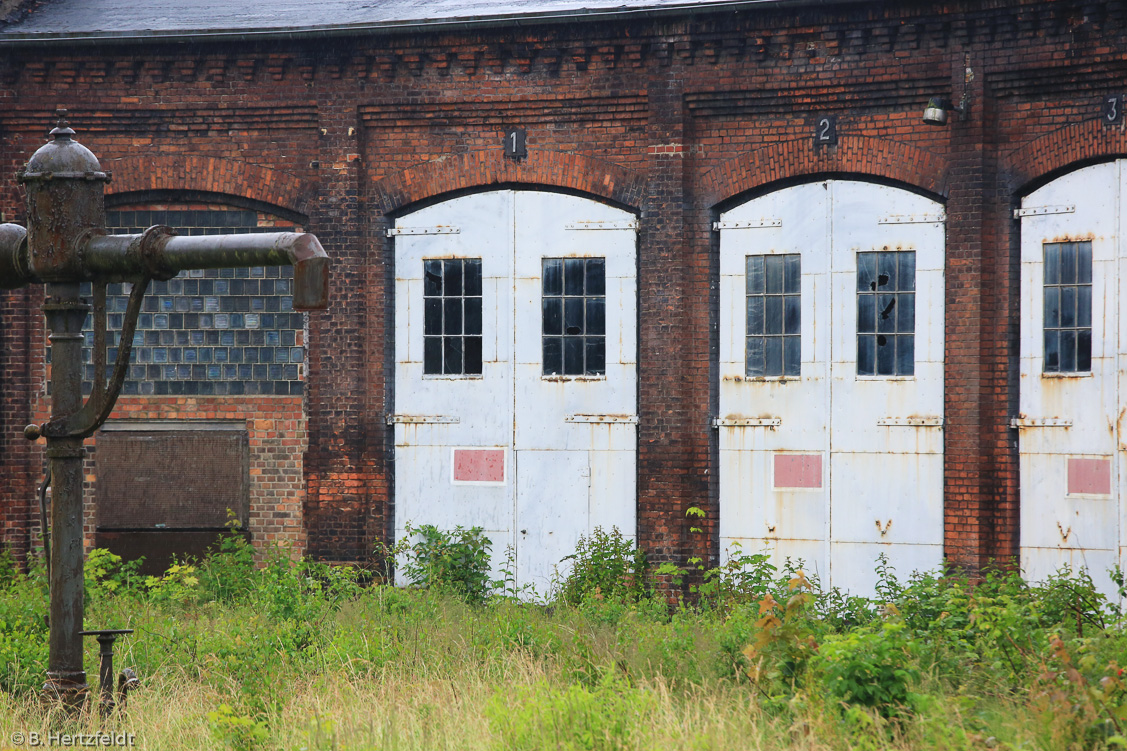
<box><xmin>717</xmin><ymin>180</ymin><xmax>945</xmax><ymax>595</ymax></box>
<box><xmin>391</xmin><ymin>190</ymin><xmax>637</xmax><ymax>594</ymax></box>
<box><xmin>1018</xmin><ymin>162</ymin><xmax>1120</xmax><ymax>596</ymax></box>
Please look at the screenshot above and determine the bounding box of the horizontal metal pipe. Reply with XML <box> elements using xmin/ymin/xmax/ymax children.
<box><xmin>85</xmin><ymin>231</ymin><xmax>329</xmax><ymax>309</ymax></box>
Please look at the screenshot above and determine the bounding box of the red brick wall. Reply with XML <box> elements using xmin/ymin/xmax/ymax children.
<box><xmin>1</xmin><ymin>0</ymin><xmax>1125</xmax><ymax>573</ymax></box>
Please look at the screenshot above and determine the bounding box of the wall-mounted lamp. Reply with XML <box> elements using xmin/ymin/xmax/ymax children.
<box><xmin>922</xmin><ymin>96</ymin><xmax>965</xmax><ymax>126</ymax></box>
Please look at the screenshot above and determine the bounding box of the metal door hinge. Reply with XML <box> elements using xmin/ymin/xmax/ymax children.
<box><xmin>386</xmin><ymin>414</ymin><xmax>460</xmax><ymax>425</ymax></box>
<box><xmin>877</xmin><ymin>416</ymin><xmax>944</xmax><ymax>427</ymax></box>
<box><xmin>386</xmin><ymin>226</ymin><xmax>460</xmax><ymax>236</ymax></box>
<box><xmin>712</xmin><ymin>219</ymin><xmax>782</xmax><ymax>230</ymax></box>
<box><xmin>565</xmin><ymin>414</ymin><xmax>638</xmax><ymax>424</ymax></box>
<box><xmin>712</xmin><ymin>417</ymin><xmax>782</xmax><ymax>428</ymax></box>
<box><xmin>1010</xmin><ymin>417</ymin><xmax>1072</xmax><ymax>428</ymax></box>
<box><xmin>565</xmin><ymin>220</ymin><xmax>639</xmax><ymax>230</ymax></box>
<box><xmin>878</xmin><ymin>212</ymin><xmax>946</xmax><ymax>225</ymax></box>
<box><xmin>1013</xmin><ymin>205</ymin><xmax>1075</xmax><ymax>218</ymax></box>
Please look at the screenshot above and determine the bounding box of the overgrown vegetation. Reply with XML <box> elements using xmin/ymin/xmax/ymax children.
<box><xmin>2</xmin><ymin>526</ymin><xmax>1127</xmax><ymax>750</ymax></box>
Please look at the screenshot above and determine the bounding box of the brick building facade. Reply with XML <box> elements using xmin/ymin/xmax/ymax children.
<box><xmin>0</xmin><ymin>0</ymin><xmax>1123</xmax><ymax>591</ymax></box>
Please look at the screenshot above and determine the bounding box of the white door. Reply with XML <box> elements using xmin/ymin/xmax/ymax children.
<box><xmin>717</xmin><ymin>180</ymin><xmax>945</xmax><ymax>595</ymax></box>
<box><xmin>392</xmin><ymin>190</ymin><xmax>637</xmax><ymax>594</ymax></box>
<box><xmin>1018</xmin><ymin>163</ymin><xmax>1121</xmax><ymax>596</ymax></box>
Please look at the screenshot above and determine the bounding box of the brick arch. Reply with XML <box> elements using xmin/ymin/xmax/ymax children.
<box><xmin>1008</xmin><ymin>120</ymin><xmax>1127</xmax><ymax>196</ymax></box>
<box><xmin>701</xmin><ymin>136</ymin><xmax>948</xmax><ymax>208</ymax></box>
<box><xmin>371</xmin><ymin>149</ymin><xmax>646</xmax><ymax>214</ymax></box>
<box><xmin>104</xmin><ymin>155</ymin><xmax>315</xmax><ymax>217</ymax></box>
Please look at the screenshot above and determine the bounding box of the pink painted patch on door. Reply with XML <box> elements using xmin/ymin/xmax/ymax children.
<box><xmin>453</xmin><ymin>449</ymin><xmax>505</xmax><ymax>483</ymax></box>
<box><xmin>1067</xmin><ymin>457</ymin><xmax>1111</xmax><ymax>496</ymax></box>
<box><xmin>774</xmin><ymin>454</ymin><xmax>822</xmax><ymax>489</ymax></box>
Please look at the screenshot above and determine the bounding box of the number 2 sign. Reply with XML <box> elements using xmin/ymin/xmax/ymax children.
<box><xmin>814</xmin><ymin>115</ymin><xmax>837</xmax><ymax>146</ymax></box>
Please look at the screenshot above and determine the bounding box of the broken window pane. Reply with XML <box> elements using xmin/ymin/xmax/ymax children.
<box><xmin>424</xmin><ymin>260</ymin><xmax>443</xmax><ymax>296</ymax></box>
<box><xmin>856</xmin><ymin>251</ymin><xmax>915</xmax><ymax>376</ymax></box>
<box><xmin>746</xmin><ymin>253</ymin><xmax>800</xmax><ymax>377</ymax></box>
<box><xmin>1042</xmin><ymin>241</ymin><xmax>1092</xmax><ymax>374</ymax></box>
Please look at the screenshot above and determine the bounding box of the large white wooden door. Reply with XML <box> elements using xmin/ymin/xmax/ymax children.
<box><xmin>718</xmin><ymin>180</ymin><xmax>945</xmax><ymax>595</ymax></box>
<box><xmin>1018</xmin><ymin>163</ymin><xmax>1121</xmax><ymax>596</ymax></box>
<box><xmin>393</xmin><ymin>190</ymin><xmax>637</xmax><ymax>593</ymax></box>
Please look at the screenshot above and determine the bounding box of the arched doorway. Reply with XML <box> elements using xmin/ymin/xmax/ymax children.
<box><xmin>716</xmin><ymin>180</ymin><xmax>946</xmax><ymax>594</ymax></box>
<box><xmin>1017</xmin><ymin>162</ymin><xmax>1124</xmax><ymax>596</ymax></box>
<box><xmin>390</xmin><ymin>190</ymin><xmax>638</xmax><ymax>592</ymax></box>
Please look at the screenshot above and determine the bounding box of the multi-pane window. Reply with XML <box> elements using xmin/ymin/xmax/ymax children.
<box><xmin>1043</xmin><ymin>241</ymin><xmax>1092</xmax><ymax>373</ymax></box>
<box><xmin>542</xmin><ymin>258</ymin><xmax>606</xmax><ymax>376</ymax></box>
<box><xmin>857</xmin><ymin>251</ymin><xmax>915</xmax><ymax>376</ymax></box>
<box><xmin>745</xmin><ymin>254</ymin><xmax>800</xmax><ymax>377</ymax></box>
<box><xmin>423</xmin><ymin>259</ymin><xmax>482</xmax><ymax>375</ymax></box>
<box><xmin>75</xmin><ymin>208</ymin><xmax>304</xmax><ymax>397</ymax></box>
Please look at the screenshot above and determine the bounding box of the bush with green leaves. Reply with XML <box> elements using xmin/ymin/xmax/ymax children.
<box><xmin>556</xmin><ymin>526</ymin><xmax>648</xmax><ymax>606</ymax></box>
<box><xmin>398</xmin><ymin>524</ymin><xmax>494</xmax><ymax>604</ymax></box>
<box><xmin>814</xmin><ymin>620</ymin><xmax>920</xmax><ymax>719</ymax></box>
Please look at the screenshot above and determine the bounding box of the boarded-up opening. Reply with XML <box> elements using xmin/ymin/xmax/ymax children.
<box><xmin>95</xmin><ymin>421</ymin><xmax>249</xmax><ymax>574</ymax></box>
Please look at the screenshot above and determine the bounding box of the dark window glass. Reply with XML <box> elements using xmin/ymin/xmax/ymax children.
<box><xmin>746</xmin><ymin>254</ymin><xmax>800</xmax><ymax>377</ymax></box>
<box><xmin>1043</xmin><ymin>241</ymin><xmax>1093</xmax><ymax>374</ymax></box>
<box><xmin>542</xmin><ymin>258</ymin><xmax>606</xmax><ymax>376</ymax></box>
<box><xmin>857</xmin><ymin>250</ymin><xmax>915</xmax><ymax>376</ymax></box>
<box><xmin>423</xmin><ymin>258</ymin><xmax>483</xmax><ymax>375</ymax></box>
<box><xmin>75</xmin><ymin>208</ymin><xmax>303</xmax><ymax>396</ymax></box>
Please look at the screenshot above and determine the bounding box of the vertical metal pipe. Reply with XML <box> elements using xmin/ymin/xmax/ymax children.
<box><xmin>42</xmin><ymin>282</ymin><xmax>89</xmax><ymax>702</ymax></box>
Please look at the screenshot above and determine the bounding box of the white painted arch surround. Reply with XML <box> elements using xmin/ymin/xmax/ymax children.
<box><xmin>391</xmin><ymin>190</ymin><xmax>638</xmax><ymax>594</ymax></box>
<box><xmin>717</xmin><ymin>180</ymin><xmax>946</xmax><ymax>596</ymax></box>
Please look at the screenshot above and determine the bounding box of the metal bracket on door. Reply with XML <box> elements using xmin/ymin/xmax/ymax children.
<box><xmin>712</xmin><ymin>219</ymin><xmax>782</xmax><ymax>230</ymax></box>
<box><xmin>386</xmin><ymin>414</ymin><xmax>460</xmax><ymax>425</ymax></box>
<box><xmin>1013</xmin><ymin>205</ymin><xmax>1075</xmax><ymax>219</ymax></box>
<box><xmin>878</xmin><ymin>212</ymin><xmax>946</xmax><ymax>225</ymax></box>
<box><xmin>565</xmin><ymin>220</ymin><xmax>639</xmax><ymax>231</ymax></box>
<box><xmin>1009</xmin><ymin>417</ymin><xmax>1073</xmax><ymax>429</ymax></box>
<box><xmin>386</xmin><ymin>226</ymin><xmax>460</xmax><ymax>236</ymax></box>
<box><xmin>712</xmin><ymin>417</ymin><xmax>781</xmax><ymax>429</ymax></box>
<box><xmin>876</xmin><ymin>416</ymin><xmax>944</xmax><ymax>427</ymax></box>
<box><xmin>565</xmin><ymin>414</ymin><xmax>639</xmax><ymax>424</ymax></box>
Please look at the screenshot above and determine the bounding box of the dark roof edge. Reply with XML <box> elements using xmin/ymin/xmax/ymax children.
<box><xmin>0</xmin><ymin>0</ymin><xmax>868</xmax><ymax>47</ymax></box>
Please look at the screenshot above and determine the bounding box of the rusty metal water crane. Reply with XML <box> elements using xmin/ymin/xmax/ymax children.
<box><xmin>0</xmin><ymin>112</ymin><xmax>330</xmax><ymax>704</ymax></box>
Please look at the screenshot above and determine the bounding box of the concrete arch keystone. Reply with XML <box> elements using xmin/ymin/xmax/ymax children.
<box><xmin>701</xmin><ymin>136</ymin><xmax>948</xmax><ymax>208</ymax></box>
<box><xmin>371</xmin><ymin>149</ymin><xmax>646</xmax><ymax>214</ymax></box>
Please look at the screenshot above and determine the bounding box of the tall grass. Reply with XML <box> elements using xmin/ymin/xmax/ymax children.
<box><xmin>0</xmin><ymin>533</ymin><xmax>1124</xmax><ymax>750</ymax></box>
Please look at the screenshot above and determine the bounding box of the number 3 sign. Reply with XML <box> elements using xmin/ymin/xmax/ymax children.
<box><xmin>1104</xmin><ymin>95</ymin><xmax>1123</xmax><ymax>125</ymax></box>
